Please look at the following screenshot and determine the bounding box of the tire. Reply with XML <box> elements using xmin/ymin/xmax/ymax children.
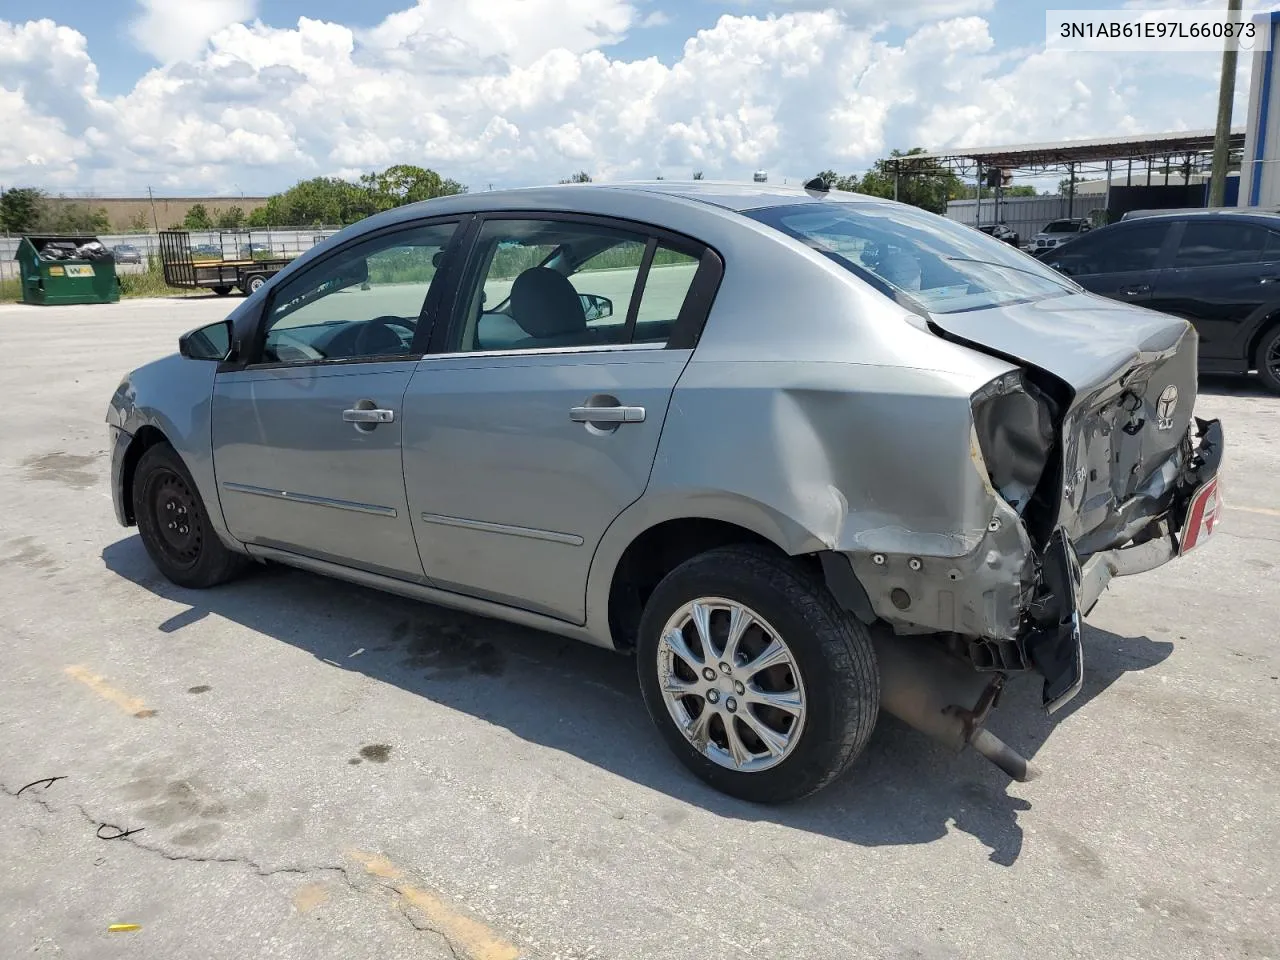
<box><xmin>636</xmin><ymin>545</ymin><xmax>879</xmax><ymax>803</ymax></box>
<box><xmin>245</xmin><ymin>274</ymin><xmax>266</xmax><ymax>295</ymax></box>
<box><xmin>132</xmin><ymin>443</ymin><xmax>244</xmax><ymax>589</ymax></box>
<box><xmin>1255</xmin><ymin>325</ymin><xmax>1280</xmax><ymax>395</ymax></box>
<box><xmin>212</xmin><ymin>285</ymin><xmax>232</xmax><ymax>296</ymax></box>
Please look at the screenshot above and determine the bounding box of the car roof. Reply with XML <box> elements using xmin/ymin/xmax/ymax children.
<box><xmin>1113</xmin><ymin>208</ymin><xmax>1280</xmax><ymax>225</ymax></box>
<box><xmin>408</xmin><ymin>180</ymin><xmax>882</xmax><ymax>216</ymax></box>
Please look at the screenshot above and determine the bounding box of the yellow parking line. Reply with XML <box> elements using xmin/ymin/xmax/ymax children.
<box><xmin>64</xmin><ymin>665</ymin><xmax>156</xmax><ymax>719</ymax></box>
<box><xmin>349</xmin><ymin>850</ymin><xmax>519</xmax><ymax>960</ymax></box>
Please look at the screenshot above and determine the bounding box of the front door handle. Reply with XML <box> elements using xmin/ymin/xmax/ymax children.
<box><xmin>343</xmin><ymin>407</ymin><xmax>395</xmax><ymax>424</ymax></box>
<box><xmin>569</xmin><ymin>405</ymin><xmax>646</xmax><ymax>424</ymax></box>
<box><xmin>1259</xmin><ymin>276</ymin><xmax>1280</xmax><ymax>285</ymax></box>
<box><xmin>1121</xmin><ymin>284</ymin><xmax>1151</xmax><ymax>296</ymax></box>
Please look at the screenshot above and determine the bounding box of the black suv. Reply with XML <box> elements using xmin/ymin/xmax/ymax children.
<box><xmin>1043</xmin><ymin>210</ymin><xmax>1280</xmax><ymax>393</ymax></box>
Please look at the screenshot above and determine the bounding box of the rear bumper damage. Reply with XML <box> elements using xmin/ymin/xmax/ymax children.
<box><xmin>824</xmin><ymin>417</ymin><xmax>1224</xmax><ymax>779</ymax></box>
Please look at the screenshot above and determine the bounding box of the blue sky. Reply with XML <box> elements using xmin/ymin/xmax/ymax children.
<box><xmin>0</xmin><ymin>0</ymin><xmax>1274</xmax><ymax>196</ymax></box>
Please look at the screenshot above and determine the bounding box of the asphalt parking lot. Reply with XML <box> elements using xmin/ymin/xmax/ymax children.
<box><xmin>1</xmin><ymin>297</ymin><xmax>1278</xmax><ymax>960</ymax></box>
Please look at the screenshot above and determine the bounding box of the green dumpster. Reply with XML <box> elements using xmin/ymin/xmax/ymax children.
<box><xmin>14</xmin><ymin>235</ymin><xmax>121</xmax><ymax>305</ymax></box>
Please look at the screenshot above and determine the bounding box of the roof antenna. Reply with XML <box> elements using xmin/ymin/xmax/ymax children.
<box><xmin>804</xmin><ymin>176</ymin><xmax>830</xmax><ymax>193</ymax></box>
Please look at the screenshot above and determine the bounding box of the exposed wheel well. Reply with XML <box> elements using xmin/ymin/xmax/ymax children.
<box><xmin>607</xmin><ymin>518</ymin><xmax>803</xmax><ymax>651</ymax></box>
<box><xmin>1248</xmin><ymin>313</ymin><xmax>1280</xmax><ymax>368</ymax></box>
<box><xmin>119</xmin><ymin>425</ymin><xmax>170</xmax><ymax>525</ymax></box>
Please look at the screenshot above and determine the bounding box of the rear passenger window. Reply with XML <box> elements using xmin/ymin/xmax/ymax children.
<box><xmin>633</xmin><ymin>247</ymin><xmax>700</xmax><ymax>344</ymax></box>
<box><xmin>452</xmin><ymin>219</ymin><xmax>705</xmax><ymax>353</ymax></box>
<box><xmin>1174</xmin><ymin>222</ymin><xmax>1267</xmax><ymax>268</ymax></box>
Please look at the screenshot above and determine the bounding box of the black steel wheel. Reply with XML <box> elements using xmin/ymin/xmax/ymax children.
<box><xmin>212</xmin><ymin>285</ymin><xmax>232</xmax><ymax>296</ymax></box>
<box><xmin>132</xmin><ymin>443</ymin><xmax>245</xmax><ymax>588</ymax></box>
<box><xmin>1256</xmin><ymin>325</ymin><xmax>1280</xmax><ymax>395</ymax></box>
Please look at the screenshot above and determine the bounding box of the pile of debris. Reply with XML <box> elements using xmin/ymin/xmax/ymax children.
<box><xmin>37</xmin><ymin>239</ymin><xmax>113</xmax><ymax>262</ymax></box>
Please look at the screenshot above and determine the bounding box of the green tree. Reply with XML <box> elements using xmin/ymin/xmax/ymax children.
<box><xmin>183</xmin><ymin>204</ymin><xmax>213</xmax><ymax>229</ymax></box>
<box><xmin>692</xmin><ymin>170</ymin><xmax>704</xmax><ymax>180</ymax></box>
<box><xmin>128</xmin><ymin>209</ymin><xmax>151</xmax><ymax>232</ymax></box>
<box><xmin>360</xmin><ymin>164</ymin><xmax>466</xmax><ymax>211</ymax></box>
<box><xmin>216</xmin><ymin>205</ymin><xmax>246</xmax><ymax>229</ymax></box>
<box><xmin>815</xmin><ymin>148</ymin><xmax>963</xmax><ymax>214</ymax></box>
<box><xmin>0</xmin><ymin>187</ymin><xmax>46</xmax><ymax>233</ymax></box>
<box><xmin>812</xmin><ymin>169</ymin><xmax>861</xmax><ymax>192</ymax></box>
<box><xmin>39</xmin><ymin>202</ymin><xmax>109</xmax><ymax>234</ymax></box>
<box><xmin>559</xmin><ymin>171</ymin><xmax>592</xmax><ymax>183</ymax></box>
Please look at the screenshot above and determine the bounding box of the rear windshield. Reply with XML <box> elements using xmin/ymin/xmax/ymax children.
<box><xmin>746</xmin><ymin>201</ymin><xmax>1074</xmax><ymax>314</ymax></box>
<box><xmin>1044</xmin><ymin>220</ymin><xmax>1083</xmax><ymax>233</ymax></box>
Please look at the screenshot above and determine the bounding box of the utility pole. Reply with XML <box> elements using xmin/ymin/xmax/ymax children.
<box><xmin>1209</xmin><ymin>0</ymin><xmax>1243</xmax><ymax>207</ymax></box>
<box><xmin>146</xmin><ymin>186</ymin><xmax>160</xmax><ymax>232</ymax></box>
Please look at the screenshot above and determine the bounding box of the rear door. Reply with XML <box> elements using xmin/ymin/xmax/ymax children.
<box><xmin>1044</xmin><ymin>220</ymin><xmax>1174</xmax><ymax>305</ymax></box>
<box><xmin>1148</xmin><ymin>219</ymin><xmax>1280</xmax><ymax>361</ymax></box>
<box><xmin>402</xmin><ymin>214</ymin><xmax>721</xmax><ymax>622</ymax></box>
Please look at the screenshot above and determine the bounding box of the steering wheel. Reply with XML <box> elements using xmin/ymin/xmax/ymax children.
<box><xmin>353</xmin><ymin>315</ymin><xmax>416</xmax><ymax>356</ymax></box>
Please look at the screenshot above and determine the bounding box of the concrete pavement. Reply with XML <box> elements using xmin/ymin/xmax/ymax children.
<box><xmin>1</xmin><ymin>297</ymin><xmax>1277</xmax><ymax>960</ymax></box>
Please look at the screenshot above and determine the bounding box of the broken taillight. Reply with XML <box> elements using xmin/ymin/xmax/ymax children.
<box><xmin>970</xmin><ymin>372</ymin><xmax>1056</xmax><ymax>518</ymax></box>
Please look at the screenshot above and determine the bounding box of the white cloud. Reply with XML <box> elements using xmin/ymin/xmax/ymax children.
<box><xmin>639</xmin><ymin>11</ymin><xmax>672</xmax><ymax>28</ymax></box>
<box><xmin>130</xmin><ymin>0</ymin><xmax>257</xmax><ymax>63</ymax></box>
<box><xmin>0</xmin><ymin>4</ymin><xmax>1257</xmax><ymax>196</ymax></box>
<box><xmin>740</xmin><ymin>0</ymin><xmax>995</xmax><ymax>27</ymax></box>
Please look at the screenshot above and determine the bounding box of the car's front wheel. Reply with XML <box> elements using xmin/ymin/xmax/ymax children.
<box><xmin>132</xmin><ymin>443</ymin><xmax>245</xmax><ymax>589</ymax></box>
<box><xmin>637</xmin><ymin>545</ymin><xmax>879</xmax><ymax>803</ymax></box>
<box><xmin>1256</xmin><ymin>324</ymin><xmax>1280</xmax><ymax>395</ymax></box>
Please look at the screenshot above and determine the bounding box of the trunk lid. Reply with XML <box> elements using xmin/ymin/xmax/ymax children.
<box><xmin>931</xmin><ymin>292</ymin><xmax>1198</xmax><ymax>551</ymax></box>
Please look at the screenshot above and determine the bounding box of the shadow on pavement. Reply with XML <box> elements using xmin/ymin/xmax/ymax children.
<box><xmin>103</xmin><ymin>535</ymin><xmax>1172</xmax><ymax>866</ymax></box>
<box><xmin>1197</xmin><ymin>373</ymin><xmax>1274</xmax><ymax>398</ymax></box>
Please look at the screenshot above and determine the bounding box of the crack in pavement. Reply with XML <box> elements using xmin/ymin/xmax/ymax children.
<box><xmin>1</xmin><ymin>779</ymin><xmax>466</xmax><ymax>957</ymax></box>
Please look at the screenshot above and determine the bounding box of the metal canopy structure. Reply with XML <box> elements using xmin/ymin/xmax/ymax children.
<box><xmin>899</xmin><ymin>128</ymin><xmax>1250</xmax><ymax>226</ymax></box>
<box><xmin>911</xmin><ymin>127</ymin><xmax>1247</xmax><ymax>174</ymax></box>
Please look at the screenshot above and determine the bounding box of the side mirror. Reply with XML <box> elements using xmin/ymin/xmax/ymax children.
<box><xmin>580</xmin><ymin>293</ymin><xmax>613</xmax><ymax>322</ymax></box>
<box><xmin>179</xmin><ymin>318</ymin><xmax>234</xmax><ymax>361</ymax></box>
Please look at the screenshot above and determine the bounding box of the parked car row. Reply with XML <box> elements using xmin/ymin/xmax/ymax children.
<box><xmin>1037</xmin><ymin>209</ymin><xmax>1280</xmax><ymax>393</ymax></box>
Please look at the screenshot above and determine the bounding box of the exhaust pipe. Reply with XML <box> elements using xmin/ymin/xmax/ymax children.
<box><xmin>873</xmin><ymin>630</ymin><xmax>1040</xmax><ymax>782</ymax></box>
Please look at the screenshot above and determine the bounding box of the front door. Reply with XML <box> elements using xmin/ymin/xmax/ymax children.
<box><xmin>403</xmin><ymin>215</ymin><xmax>712</xmax><ymax>622</ymax></box>
<box><xmin>1045</xmin><ymin>220</ymin><xmax>1173</xmax><ymax>306</ymax></box>
<box><xmin>212</xmin><ymin>220</ymin><xmax>461</xmax><ymax>581</ymax></box>
<box><xmin>1147</xmin><ymin>218</ymin><xmax>1280</xmax><ymax>361</ymax></box>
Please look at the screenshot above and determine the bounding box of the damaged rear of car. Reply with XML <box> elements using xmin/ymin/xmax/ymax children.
<box><xmin>745</xmin><ymin>199</ymin><xmax>1224</xmax><ymax>780</ymax></box>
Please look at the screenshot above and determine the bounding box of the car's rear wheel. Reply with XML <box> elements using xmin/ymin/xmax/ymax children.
<box><xmin>636</xmin><ymin>545</ymin><xmax>879</xmax><ymax>803</ymax></box>
<box><xmin>132</xmin><ymin>443</ymin><xmax>244</xmax><ymax>589</ymax></box>
<box><xmin>1255</xmin><ymin>325</ymin><xmax>1280</xmax><ymax>395</ymax></box>
<box><xmin>212</xmin><ymin>285</ymin><xmax>232</xmax><ymax>296</ymax></box>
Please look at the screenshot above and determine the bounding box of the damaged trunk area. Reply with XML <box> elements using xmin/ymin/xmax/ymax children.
<box><xmin>834</xmin><ymin>300</ymin><xmax>1224</xmax><ymax>779</ymax></box>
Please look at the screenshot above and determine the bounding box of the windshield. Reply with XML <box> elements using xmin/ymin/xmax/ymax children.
<box><xmin>1043</xmin><ymin>220</ymin><xmax>1081</xmax><ymax>233</ymax></box>
<box><xmin>746</xmin><ymin>201</ymin><xmax>1074</xmax><ymax>314</ymax></box>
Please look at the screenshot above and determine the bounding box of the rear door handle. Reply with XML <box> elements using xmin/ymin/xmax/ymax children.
<box><xmin>1121</xmin><ymin>284</ymin><xmax>1151</xmax><ymax>296</ymax></box>
<box><xmin>343</xmin><ymin>408</ymin><xmax>395</xmax><ymax>424</ymax></box>
<box><xmin>569</xmin><ymin>405</ymin><xmax>646</xmax><ymax>424</ymax></box>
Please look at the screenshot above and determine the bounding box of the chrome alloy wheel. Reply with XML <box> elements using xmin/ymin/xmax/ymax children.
<box><xmin>656</xmin><ymin>597</ymin><xmax>807</xmax><ymax>772</ymax></box>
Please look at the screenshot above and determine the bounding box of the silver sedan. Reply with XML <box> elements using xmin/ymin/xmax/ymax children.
<box><xmin>106</xmin><ymin>182</ymin><xmax>1223</xmax><ymax>802</ymax></box>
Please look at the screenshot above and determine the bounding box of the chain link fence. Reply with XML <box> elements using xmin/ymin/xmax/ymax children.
<box><xmin>0</xmin><ymin>227</ymin><xmax>345</xmax><ymax>282</ymax></box>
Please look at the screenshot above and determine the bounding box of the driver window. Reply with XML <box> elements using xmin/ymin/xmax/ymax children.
<box><xmin>260</xmin><ymin>221</ymin><xmax>457</xmax><ymax>364</ymax></box>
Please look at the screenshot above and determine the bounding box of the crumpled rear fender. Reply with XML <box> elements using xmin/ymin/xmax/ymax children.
<box><xmin>589</xmin><ymin>354</ymin><xmax>1038</xmax><ymax>645</ymax></box>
